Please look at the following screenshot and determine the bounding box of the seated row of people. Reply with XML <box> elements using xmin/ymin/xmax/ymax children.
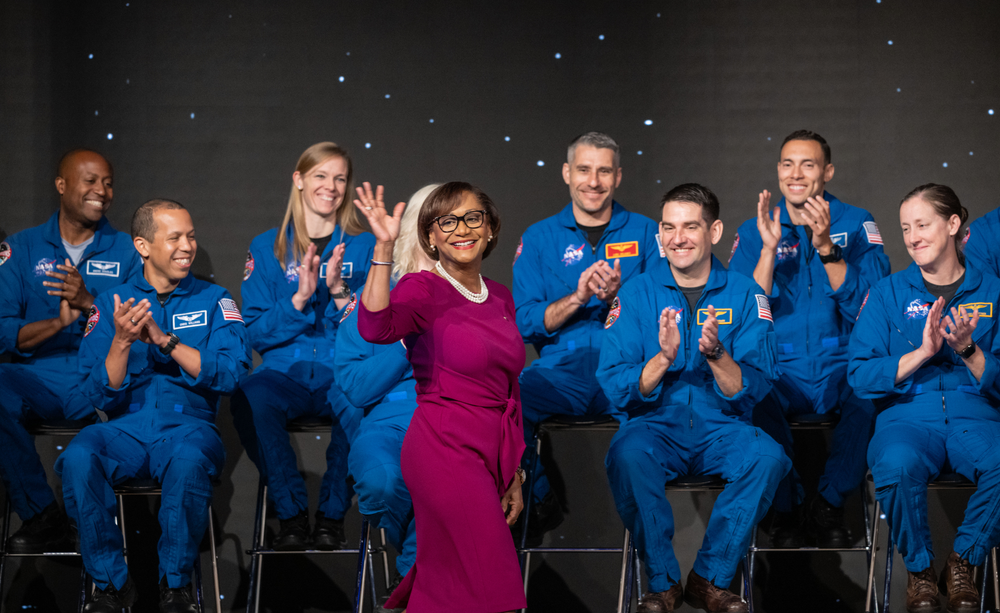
<box><xmin>1</xmin><ymin>130</ymin><xmax>998</xmax><ymax>613</ymax></box>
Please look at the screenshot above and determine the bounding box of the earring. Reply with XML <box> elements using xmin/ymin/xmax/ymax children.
<box><xmin>297</xmin><ymin>185</ymin><xmax>303</xmax><ymax>191</ymax></box>
<box><xmin>489</xmin><ymin>235</ymin><xmax>493</xmax><ymax>241</ymax></box>
<box><xmin>431</xmin><ymin>245</ymin><xmax>436</xmax><ymax>251</ymax></box>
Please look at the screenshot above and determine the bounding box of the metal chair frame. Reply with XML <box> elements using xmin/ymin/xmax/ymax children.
<box><xmin>746</xmin><ymin>412</ymin><xmax>878</xmax><ymax>611</ymax></box>
<box><xmin>244</xmin><ymin>416</ymin><xmax>379</xmax><ymax>613</ymax></box>
<box><xmin>865</xmin><ymin>472</ymin><xmax>1000</xmax><ymax>613</ymax></box>
<box><xmin>0</xmin><ymin>420</ymin><xmax>91</xmax><ymax>613</ymax></box>
<box><xmin>517</xmin><ymin>415</ymin><xmax>631</xmax><ymax>613</ymax></box>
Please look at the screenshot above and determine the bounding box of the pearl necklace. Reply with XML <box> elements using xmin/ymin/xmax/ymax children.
<box><xmin>436</xmin><ymin>261</ymin><xmax>488</xmax><ymax>304</ymax></box>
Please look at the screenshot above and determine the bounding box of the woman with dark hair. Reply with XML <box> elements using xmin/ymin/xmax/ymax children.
<box><xmin>355</xmin><ymin>181</ymin><xmax>527</xmax><ymax>612</ymax></box>
<box><xmin>849</xmin><ymin>184</ymin><xmax>1000</xmax><ymax>613</ymax></box>
<box><xmin>231</xmin><ymin>142</ymin><xmax>374</xmax><ymax>550</ymax></box>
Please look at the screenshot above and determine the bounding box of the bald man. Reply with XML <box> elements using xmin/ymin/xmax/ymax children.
<box><xmin>0</xmin><ymin>149</ymin><xmax>142</xmax><ymax>554</ymax></box>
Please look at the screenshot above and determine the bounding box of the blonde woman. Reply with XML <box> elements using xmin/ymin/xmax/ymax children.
<box><xmin>232</xmin><ymin>142</ymin><xmax>374</xmax><ymax>550</ymax></box>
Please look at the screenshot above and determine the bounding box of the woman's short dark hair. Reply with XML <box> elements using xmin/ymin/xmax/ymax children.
<box><xmin>659</xmin><ymin>183</ymin><xmax>720</xmax><ymax>224</ymax></box>
<box><xmin>417</xmin><ymin>182</ymin><xmax>502</xmax><ymax>261</ymax></box>
<box><xmin>900</xmin><ymin>183</ymin><xmax>969</xmax><ymax>258</ymax></box>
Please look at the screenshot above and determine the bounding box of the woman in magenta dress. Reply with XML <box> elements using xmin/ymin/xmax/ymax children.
<box><xmin>355</xmin><ymin>181</ymin><xmax>527</xmax><ymax>612</ymax></box>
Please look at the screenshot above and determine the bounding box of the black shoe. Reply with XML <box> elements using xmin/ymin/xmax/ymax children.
<box><xmin>516</xmin><ymin>490</ymin><xmax>566</xmax><ymax>548</ymax></box>
<box><xmin>272</xmin><ymin>508</ymin><xmax>310</xmax><ymax>550</ymax></box>
<box><xmin>312</xmin><ymin>512</ymin><xmax>347</xmax><ymax>550</ymax></box>
<box><xmin>159</xmin><ymin>577</ymin><xmax>197</xmax><ymax>613</ymax></box>
<box><xmin>768</xmin><ymin>505</ymin><xmax>805</xmax><ymax>548</ymax></box>
<box><xmin>7</xmin><ymin>502</ymin><xmax>73</xmax><ymax>554</ymax></box>
<box><xmin>376</xmin><ymin>570</ymin><xmax>405</xmax><ymax>613</ymax></box>
<box><xmin>84</xmin><ymin>575</ymin><xmax>138</xmax><ymax>613</ymax></box>
<box><xmin>805</xmin><ymin>493</ymin><xmax>850</xmax><ymax>548</ymax></box>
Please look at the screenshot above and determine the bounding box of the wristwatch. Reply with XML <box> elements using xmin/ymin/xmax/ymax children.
<box><xmin>957</xmin><ymin>342</ymin><xmax>977</xmax><ymax>359</ymax></box>
<box><xmin>331</xmin><ymin>283</ymin><xmax>351</xmax><ymax>299</ymax></box>
<box><xmin>819</xmin><ymin>244</ymin><xmax>843</xmax><ymax>264</ymax></box>
<box><xmin>160</xmin><ymin>332</ymin><xmax>180</xmax><ymax>355</ymax></box>
<box><xmin>702</xmin><ymin>342</ymin><xmax>725</xmax><ymax>361</ymax></box>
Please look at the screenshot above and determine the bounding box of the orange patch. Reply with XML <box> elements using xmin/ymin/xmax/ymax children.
<box><xmin>605</xmin><ymin>241</ymin><xmax>639</xmax><ymax>259</ymax></box>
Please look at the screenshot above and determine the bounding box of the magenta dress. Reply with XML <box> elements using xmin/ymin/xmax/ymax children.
<box><xmin>357</xmin><ymin>270</ymin><xmax>527</xmax><ymax>613</ymax></box>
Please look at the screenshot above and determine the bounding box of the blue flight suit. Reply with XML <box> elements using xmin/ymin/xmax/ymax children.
<box><xmin>598</xmin><ymin>256</ymin><xmax>790</xmax><ymax>592</ymax></box>
<box><xmin>849</xmin><ymin>261</ymin><xmax>1000</xmax><ymax>571</ymax></box>
<box><xmin>0</xmin><ymin>212</ymin><xmax>141</xmax><ymax>521</ymax></box>
<box><xmin>729</xmin><ymin>192</ymin><xmax>889</xmax><ymax>511</ymax></box>
<box><xmin>513</xmin><ymin>201</ymin><xmax>660</xmax><ymax>503</ymax></box>
<box><xmin>231</xmin><ymin>226</ymin><xmax>373</xmax><ymax>521</ymax></box>
<box><xmin>332</xmin><ymin>284</ymin><xmax>418</xmax><ymax>577</ymax></box>
<box><xmin>55</xmin><ymin>273</ymin><xmax>251</xmax><ymax>590</ymax></box>
<box><xmin>963</xmin><ymin>208</ymin><xmax>1000</xmax><ymax>279</ymax></box>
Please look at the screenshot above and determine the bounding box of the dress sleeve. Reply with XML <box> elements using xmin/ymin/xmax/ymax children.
<box><xmin>358</xmin><ymin>273</ymin><xmax>432</xmax><ymax>344</ymax></box>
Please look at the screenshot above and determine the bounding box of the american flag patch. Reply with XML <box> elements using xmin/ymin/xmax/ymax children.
<box><xmin>864</xmin><ymin>221</ymin><xmax>883</xmax><ymax>245</ymax></box>
<box><xmin>218</xmin><ymin>298</ymin><xmax>244</xmax><ymax>323</ymax></box>
<box><xmin>755</xmin><ymin>294</ymin><xmax>773</xmax><ymax>322</ymax></box>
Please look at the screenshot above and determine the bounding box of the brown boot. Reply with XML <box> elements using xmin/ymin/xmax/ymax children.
<box><xmin>940</xmin><ymin>552</ymin><xmax>979</xmax><ymax>613</ymax></box>
<box><xmin>637</xmin><ymin>583</ymin><xmax>683</xmax><ymax>612</ymax></box>
<box><xmin>683</xmin><ymin>569</ymin><xmax>747</xmax><ymax>613</ymax></box>
<box><xmin>906</xmin><ymin>563</ymin><xmax>942</xmax><ymax>613</ymax></box>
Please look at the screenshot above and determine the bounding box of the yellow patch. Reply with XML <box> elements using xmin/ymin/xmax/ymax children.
<box><xmin>959</xmin><ymin>302</ymin><xmax>993</xmax><ymax>318</ymax></box>
<box><xmin>605</xmin><ymin>241</ymin><xmax>639</xmax><ymax>259</ymax></box>
<box><xmin>697</xmin><ymin>308</ymin><xmax>732</xmax><ymax>325</ymax></box>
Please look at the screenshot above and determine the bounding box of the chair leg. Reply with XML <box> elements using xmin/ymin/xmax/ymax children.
<box><xmin>882</xmin><ymin>538</ymin><xmax>894</xmax><ymax>613</ymax></box>
<box><xmin>353</xmin><ymin>519</ymin><xmax>371</xmax><ymax>613</ymax></box>
<box><xmin>366</xmin><ymin>532</ymin><xmax>378</xmax><ymax>607</ymax></box>
<box><xmin>992</xmin><ymin>547</ymin><xmax>999</xmax><ymax>612</ymax></box>
<box><xmin>618</xmin><ymin>529</ymin><xmax>633</xmax><ymax>613</ymax></box>
<box><xmin>866</xmin><ymin>499</ymin><xmax>882</xmax><ymax>613</ymax></box>
<box><xmin>193</xmin><ymin>553</ymin><xmax>204</xmax><ymax>612</ymax></box>
<box><xmin>247</xmin><ymin>479</ymin><xmax>267</xmax><ymax>613</ymax></box>
<box><xmin>978</xmin><ymin>555</ymin><xmax>987</xmax><ymax>613</ymax></box>
<box><xmin>744</xmin><ymin>526</ymin><xmax>757</xmax><ymax>611</ymax></box>
<box><xmin>379</xmin><ymin>526</ymin><xmax>390</xmax><ymax>588</ymax></box>
<box><xmin>77</xmin><ymin>569</ymin><xmax>89</xmax><ymax>613</ymax></box>
<box><xmin>207</xmin><ymin>506</ymin><xmax>221</xmax><ymax>613</ymax></box>
<box><xmin>0</xmin><ymin>497</ymin><xmax>9</xmax><ymax>613</ymax></box>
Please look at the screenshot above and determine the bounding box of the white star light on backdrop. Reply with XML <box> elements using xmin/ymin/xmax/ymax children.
<box><xmin>644</xmin><ymin>120</ymin><xmax>653</xmax><ymax>125</ymax></box>
<box><xmin>943</xmin><ymin>163</ymin><xmax>949</xmax><ymax>167</ymax></box>
<box><xmin>504</xmin><ymin>136</ymin><xmax>510</xmax><ymax>142</ymax></box>
<box><xmin>365</xmin><ymin>143</ymin><xmax>371</xmax><ymax>149</ymax></box>
<box><xmin>339</xmin><ymin>76</ymin><xmax>345</xmax><ymax>82</ymax></box>
<box><xmin>107</xmin><ymin>133</ymin><xmax>113</xmax><ymax>140</ymax></box>
<box><xmin>429</xmin><ymin>119</ymin><xmax>434</xmax><ymax>123</ymax></box>
<box><xmin>554</xmin><ymin>53</ymin><xmax>561</xmax><ymax>59</ymax></box>
<box><xmin>537</xmin><ymin>161</ymin><xmax>544</xmax><ymax>166</ymax></box>
<box><xmin>190</xmin><ymin>113</ymin><xmax>195</xmax><ymax>119</ymax></box>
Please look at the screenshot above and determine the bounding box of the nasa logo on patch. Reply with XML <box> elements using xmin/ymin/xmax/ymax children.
<box><xmin>513</xmin><ymin>237</ymin><xmax>523</xmax><ymax>265</ymax></box>
<box><xmin>857</xmin><ymin>289</ymin><xmax>870</xmax><ymax>321</ymax></box>
<box><xmin>604</xmin><ymin>296</ymin><xmax>621</xmax><ymax>329</ymax></box>
<box><xmin>562</xmin><ymin>244</ymin><xmax>585</xmax><ymax>266</ymax></box>
<box><xmin>665</xmin><ymin>306</ymin><xmax>684</xmax><ymax>325</ymax></box>
<box><xmin>84</xmin><ymin>305</ymin><xmax>100</xmax><ymax>337</ymax></box>
<box><xmin>776</xmin><ymin>240</ymin><xmax>799</xmax><ymax>263</ymax></box>
<box><xmin>340</xmin><ymin>295</ymin><xmax>358</xmax><ymax>323</ymax></box>
<box><xmin>284</xmin><ymin>262</ymin><xmax>300</xmax><ymax>283</ymax></box>
<box><xmin>0</xmin><ymin>242</ymin><xmax>10</xmax><ymax>267</ymax></box>
<box><xmin>728</xmin><ymin>234</ymin><xmax>740</xmax><ymax>264</ymax></box>
<box><xmin>172</xmin><ymin>310</ymin><xmax>207</xmax><ymax>330</ymax></box>
<box><xmin>831</xmin><ymin>232</ymin><xmax>848</xmax><ymax>248</ymax></box>
<box><xmin>33</xmin><ymin>257</ymin><xmax>57</xmax><ymax>277</ymax></box>
<box><xmin>904</xmin><ymin>299</ymin><xmax>931</xmax><ymax>320</ymax></box>
<box><xmin>86</xmin><ymin>260</ymin><xmax>120</xmax><ymax>277</ymax></box>
<box><xmin>243</xmin><ymin>251</ymin><xmax>255</xmax><ymax>281</ymax></box>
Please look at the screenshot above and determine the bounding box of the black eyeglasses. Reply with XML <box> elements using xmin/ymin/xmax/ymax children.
<box><xmin>431</xmin><ymin>210</ymin><xmax>487</xmax><ymax>233</ymax></box>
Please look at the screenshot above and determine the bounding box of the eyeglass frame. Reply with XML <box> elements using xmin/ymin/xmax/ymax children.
<box><xmin>430</xmin><ymin>209</ymin><xmax>489</xmax><ymax>233</ymax></box>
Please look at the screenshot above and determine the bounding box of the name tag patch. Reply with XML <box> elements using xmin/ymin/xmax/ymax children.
<box><xmin>86</xmin><ymin>260</ymin><xmax>120</xmax><ymax>277</ymax></box>
<box><xmin>697</xmin><ymin>308</ymin><xmax>733</xmax><ymax>325</ymax></box>
<box><xmin>319</xmin><ymin>261</ymin><xmax>354</xmax><ymax>279</ymax></box>
<box><xmin>605</xmin><ymin>241</ymin><xmax>639</xmax><ymax>259</ymax></box>
<box><xmin>830</xmin><ymin>232</ymin><xmax>848</xmax><ymax>248</ymax></box>
<box><xmin>173</xmin><ymin>310</ymin><xmax>207</xmax><ymax>329</ymax></box>
<box><xmin>959</xmin><ymin>302</ymin><xmax>993</xmax><ymax>318</ymax></box>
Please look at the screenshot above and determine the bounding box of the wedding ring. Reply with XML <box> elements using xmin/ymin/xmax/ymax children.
<box><xmin>365</xmin><ymin>206</ymin><xmax>373</xmax><ymax>210</ymax></box>
<box><xmin>130</xmin><ymin>318</ymin><xmax>137</xmax><ymax>325</ymax></box>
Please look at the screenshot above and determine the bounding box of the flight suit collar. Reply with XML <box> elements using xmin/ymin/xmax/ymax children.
<box><xmin>133</xmin><ymin>270</ymin><xmax>196</xmax><ymax>297</ymax></box>
<box><xmin>282</xmin><ymin>222</ymin><xmax>343</xmax><ymax>259</ymax></box>
<box><xmin>41</xmin><ymin>210</ymin><xmax>117</xmax><ymax>253</ymax></box>
<box><xmin>900</xmin><ymin>259</ymin><xmax>983</xmax><ymax>296</ymax></box>
<box><xmin>556</xmin><ymin>201</ymin><xmax>629</xmax><ymax>232</ymax></box>
<box><xmin>652</xmin><ymin>254</ymin><xmax>728</xmax><ymax>293</ymax></box>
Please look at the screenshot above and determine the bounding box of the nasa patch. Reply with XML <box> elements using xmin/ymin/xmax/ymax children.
<box><xmin>284</xmin><ymin>262</ymin><xmax>299</xmax><ymax>283</ymax></box>
<box><xmin>84</xmin><ymin>305</ymin><xmax>100</xmax><ymax>337</ymax></box>
<box><xmin>905</xmin><ymin>299</ymin><xmax>931</xmax><ymax>320</ymax></box>
<box><xmin>665</xmin><ymin>306</ymin><xmax>684</xmax><ymax>325</ymax></box>
<box><xmin>776</xmin><ymin>240</ymin><xmax>799</xmax><ymax>263</ymax></box>
<box><xmin>340</xmin><ymin>295</ymin><xmax>358</xmax><ymax>323</ymax></box>
<box><xmin>562</xmin><ymin>244</ymin><xmax>585</xmax><ymax>267</ymax></box>
<box><xmin>86</xmin><ymin>260</ymin><xmax>120</xmax><ymax>277</ymax></box>
<box><xmin>513</xmin><ymin>237</ymin><xmax>523</xmax><ymax>266</ymax></box>
<box><xmin>244</xmin><ymin>251</ymin><xmax>255</xmax><ymax>281</ymax></box>
<box><xmin>33</xmin><ymin>257</ymin><xmax>57</xmax><ymax>277</ymax></box>
<box><xmin>728</xmin><ymin>234</ymin><xmax>739</xmax><ymax>264</ymax></box>
<box><xmin>173</xmin><ymin>310</ymin><xmax>207</xmax><ymax>330</ymax></box>
<box><xmin>0</xmin><ymin>242</ymin><xmax>10</xmax><ymax>267</ymax></box>
<box><xmin>604</xmin><ymin>296</ymin><xmax>621</xmax><ymax>329</ymax></box>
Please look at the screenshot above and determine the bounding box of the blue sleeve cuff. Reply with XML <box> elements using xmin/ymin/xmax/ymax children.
<box><xmin>973</xmin><ymin>348</ymin><xmax>1000</xmax><ymax>393</ymax></box>
<box><xmin>883</xmin><ymin>355</ymin><xmax>913</xmax><ymax>394</ymax></box>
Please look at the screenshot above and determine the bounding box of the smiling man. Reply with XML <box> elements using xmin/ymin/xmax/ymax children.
<box><xmin>56</xmin><ymin>199</ymin><xmax>250</xmax><ymax>612</ymax></box>
<box><xmin>729</xmin><ymin>130</ymin><xmax>890</xmax><ymax>548</ymax></box>
<box><xmin>512</xmin><ymin>132</ymin><xmax>661</xmax><ymax>543</ymax></box>
<box><xmin>599</xmin><ymin>183</ymin><xmax>787</xmax><ymax>613</ymax></box>
<box><xmin>0</xmin><ymin>149</ymin><xmax>141</xmax><ymax>554</ymax></box>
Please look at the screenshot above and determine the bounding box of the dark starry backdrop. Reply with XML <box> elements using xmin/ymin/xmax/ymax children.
<box><xmin>1</xmin><ymin>0</ymin><xmax>999</xmax><ymax>611</ymax></box>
